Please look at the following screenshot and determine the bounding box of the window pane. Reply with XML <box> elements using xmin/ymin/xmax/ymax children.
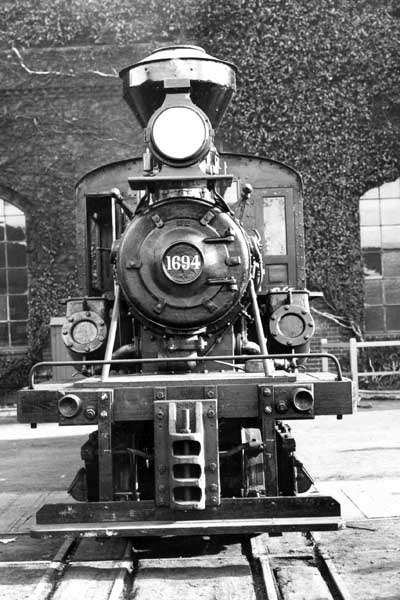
<box><xmin>381</xmin><ymin>199</ymin><xmax>400</xmax><ymax>225</ymax></box>
<box><xmin>8</xmin><ymin>269</ymin><xmax>27</xmax><ymax>293</ymax></box>
<box><xmin>7</xmin><ymin>242</ymin><xmax>27</xmax><ymax>267</ymax></box>
<box><xmin>10</xmin><ymin>321</ymin><xmax>27</xmax><ymax>345</ymax></box>
<box><xmin>361</xmin><ymin>187</ymin><xmax>378</xmax><ymax>200</ymax></box>
<box><xmin>384</xmin><ymin>280</ymin><xmax>400</xmax><ymax>304</ymax></box>
<box><xmin>263</xmin><ymin>197</ymin><xmax>287</xmax><ymax>255</ymax></box>
<box><xmin>5</xmin><ymin>215</ymin><xmax>25</xmax><ymax>241</ymax></box>
<box><xmin>0</xmin><ymin>322</ymin><xmax>9</xmax><ymax>346</ymax></box>
<box><xmin>0</xmin><ymin>269</ymin><xmax>6</xmax><ymax>294</ymax></box>
<box><xmin>0</xmin><ymin>295</ymin><xmax>7</xmax><ymax>320</ymax></box>
<box><xmin>365</xmin><ymin>306</ymin><xmax>384</xmax><ymax>332</ymax></box>
<box><xmin>0</xmin><ymin>199</ymin><xmax>4</xmax><ymax>214</ymax></box>
<box><xmin>365</xmin><ymin>280</ymin><xmax>382</xmax><ymax>305</ymax></box>
<box><xmin>360</xmin><ymin>226</ymin><xmax>381</xmax><ymax>249</ymax></box>
<box><xmin>360</xmin><ymin>199</ymin><xmax>379</xmax><ymax>226</ymax></box>
<box><xmin>383</xmin><ymin>251</ymin><xmax>400</xmax><ymax>276</ymax></box>
<box><xmin>363</xmin><ymin>252</ymin><xmax>382</xmax><ymax>278</ymax></box>
<box><xmin>380</xmin><ymin>179</ymin><xmax>400</xmax><ymax>199</ymax></box>
<box><xmin>0</xmin><ymin>243</ymin><xmax>5</xmax><ymax>268</ymax></box>
<box><xmin>382</xmin><ymin>226</ymin><xmax>400</xmax><ymax>248</ymax></box>
<box><xmin>268</xmin><ymin>264</ymin><xmax>288</xmax><ymax>284</ymax></box>
<box><xmin>4</xmin><ymin>203</ymin><xmax>23</xmax><ymax>216</ymax></box>
<box><xmin>386</xmin><ymin>306</ymin><xmax>400</xmax><ymax>331</ymax></box>
<box><xmin>9</xmin><ymin>295</ymin><xmax>27</xmax><ymax>320</ymax></box>
<box><xmin>0</xmin><ymin>218</ymin><xmax>4</xmax><ymax>242</ymax></box>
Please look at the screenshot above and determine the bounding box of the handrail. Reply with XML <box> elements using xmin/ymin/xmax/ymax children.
<box><xmin>28</xmin><ymin>352</ymin><xmax>343</xmax><ymax>389</ymax></box>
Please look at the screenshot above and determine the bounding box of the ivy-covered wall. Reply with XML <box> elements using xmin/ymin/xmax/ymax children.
<box><xmin>1</xmin><ymin>0</ymin><xmax>399</xmax><ymax>393</ymax></box>
<box><xmin>195</xmin><ymin>0</ymin><xmax>400</xmax><ymax>326</ymax></box>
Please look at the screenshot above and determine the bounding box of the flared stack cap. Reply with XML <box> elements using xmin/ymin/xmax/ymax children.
<box><xmin>119</xmin><ymin>45</ymin><xmax>237</xmax><ymax>129</ymax></box>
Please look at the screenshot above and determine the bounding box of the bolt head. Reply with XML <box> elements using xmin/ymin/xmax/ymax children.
<box><xmin>207</xmin><ymin>390</ymin><xmax>215</xmax><ymax>398</ymax></box>
<box><xmin>156</xmin><ymin>410</ymin><xmax>164</xmax><ymax>420</ymax></box>
<box><xmin>208</xmin><ymin>462</ymin><xmax>217</xmax><ymax>473</ymax></box>
<box><xmin>263</xmin><ymin>388</ymin><xmax>272</xmax><ymax>397</ymax></box>
<box><xmin>100</xmin><ymin>410</ymin><xmax>108</xmax><ymax>418</ymax></box>
<box><xmin>264</xmin><ymin>405</ymin><xmax>272</xmax><ymax>414</ymax></box>
<box><xmin>207</xmin><ymin>408</ymin><xmax>215</xmax><ymax>418</ymax></box>
<box><xmin>84</xmin><ymin>407</ymin><xmax>96</xmax><ymax>420</ymax></box>
<box><xmin>209</xmin><ymin>483</ymin><xmax>218</xmax><ymax>492</ymax></box>
<box><xmin>210</xmin><ymin>496</ymin><xmax>218</xmax><ymax>504</ymax></box>
<box><xmin>156</xmin><ymin>391</ymin><xmax>165</xmax><ymax>400</ymax></box>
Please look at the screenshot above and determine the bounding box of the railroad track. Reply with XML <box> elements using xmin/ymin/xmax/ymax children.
<box><xmin>0</xmin><ymin>532</ymin><xmax>353</xmax><ymax>600</ymax></box>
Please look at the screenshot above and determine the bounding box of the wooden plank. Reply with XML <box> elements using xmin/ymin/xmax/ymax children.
<box><xmin>313</xmin><ymin>381</ymin><xmax>353</xmax><ymax>415</ymax></box>
<box><xmin>31</xmin><ymin>516</ymin><xmax>342</xmax><ymax>538</ymax></box>
<box><xmin>17</xmin><ymin>390</ymin><xmax>59</xmax><ymax>423</ymax></box>
<box><xmin>273</xmin><ymin>564</ymin><xmax>332</xmax><ymax>599</ymax></box>
<box><xmin>36</xmin><ymin>496</ymin><xmax>340</xmax><ymax>525</ymax></box>
<box><xmin>134</xmin><ymin>544</ymin><xmax>255</xmax><ymax>600</ymax></box>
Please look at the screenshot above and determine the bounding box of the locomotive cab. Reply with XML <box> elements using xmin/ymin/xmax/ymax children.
<box><xmin>17</xmin><ymin>46</ymin><xmax>353</xmax><ymax>538</ymax></box>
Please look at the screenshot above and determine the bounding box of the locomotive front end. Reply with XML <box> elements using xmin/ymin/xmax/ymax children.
<box><xmin>17</xmin><ymin>45</ymin><xmax>354</xmax><ymax>538</ymax></box>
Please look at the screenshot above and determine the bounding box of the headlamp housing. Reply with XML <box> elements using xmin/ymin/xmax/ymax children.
<box><xmin>146</xmin><ymin>95</ymin><xmax>213</xmax><ymax>167</ymax></box>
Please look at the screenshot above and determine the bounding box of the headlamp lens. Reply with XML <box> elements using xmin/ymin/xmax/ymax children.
<box><xmin>151</xmin><ymin>106</ymin><xmax>208</xmax><ymax>161</ymax></box>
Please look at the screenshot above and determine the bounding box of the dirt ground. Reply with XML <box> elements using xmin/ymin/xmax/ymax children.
<box><xmin>315</xmin><ymin>518</ymin><xmax>400</xmax><ymax>600</ymax></box>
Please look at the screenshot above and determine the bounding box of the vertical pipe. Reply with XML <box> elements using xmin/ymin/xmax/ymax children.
<box><xmin>101</xmin><ymin>285</ymin><xmax>121</xmax><ymax>382</ymax></box>
<box><xmin>349</xmin><ymin>337</ymin><xmax>359</xmax><ymax>404</ymax></box>
<box><xmin>248</xmin><ymin>279</ymin><xmax>274</xmax><ymax>376</ymax></box>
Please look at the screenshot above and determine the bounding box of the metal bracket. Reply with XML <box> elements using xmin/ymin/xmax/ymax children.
<box><xmin>98</xmin><ymin>391</ymin><xmax>114</xmax><ymax>501</ymax></box>
<box><xmin>154</xmin><ymin>398</ymin><xmax>219</xmax><ymax>510</ymax></box>
<box><xmin>258</xmin><ymin>385</ymin><xmax>278</xmax><ymax>496</ymax></box>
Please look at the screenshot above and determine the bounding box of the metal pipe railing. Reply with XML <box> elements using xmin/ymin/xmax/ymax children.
<box><xmin>28</xmin><ymin>352</ymin><xmax>343</xmax><ymax>389</ymax></box>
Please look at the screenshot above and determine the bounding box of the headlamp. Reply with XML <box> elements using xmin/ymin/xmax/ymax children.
<box><xmin>148</xmin><ymin>105</ymin><xmax>212</xmax><ymax>166</ymax></box>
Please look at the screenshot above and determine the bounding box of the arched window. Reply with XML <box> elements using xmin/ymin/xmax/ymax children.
<box><xmin>360</xmin><ymin>178</ymin><xmax>400</xmax><ymax>334</ymax></box>
<box><xmin>0</xmin><ymin>199</ymin><xmax>28</xmax><ymax>347</ymax></box>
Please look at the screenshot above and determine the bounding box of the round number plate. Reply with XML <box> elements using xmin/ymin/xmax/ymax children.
<box><xmin>162</xmin><ymin>243</ymin><xmax>203</xmax><ymax>284</ymax></box>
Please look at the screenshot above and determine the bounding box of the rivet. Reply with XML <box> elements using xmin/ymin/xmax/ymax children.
<box><xmin>156</xmin><ymin>391</ymin><xmax>165</xmax><ymax>400</ymax></box>
<box><xmin>263</xmin><ymin>388</ymin><xmax>272</xmax><ymax>397</ymax></box>
<box><xmin>209</xmin><ymin>462</ymin><xmax>217</xmax><ymax>472</ymax></box>
<box><xmin>101</xmin><ymin>393</ymin><xmax>108</xmax><ymax>401</ymax></box>
<box><xmin>207</xmin><ymin>408</ymin><xmax>215</xmax><ymax>418</ymax></box>
<box><xmin>158</xmin><ymin>484</ymin><xmax>166</xmax><ymax>492</ymax></box>
<box><xmin>157</xmin><ymin>410</ymin><xmax>164</xmax><ymax>420</ymax></box>
<box><xmin>211</xmin><ymin>496</ymin><xmax>218</xmax><ymax>504</ymax></box>
<box><xmin>100</xmin><ymin>410</ymin><xmax>108</xmax><ymax>418</ymax></box>
<box><xmin>209</xmin><ymin>483</ymin><xmax>218</xmax><ymax>492</ymax></box>
<box><xmin>264</xmin><ymin>405</ymin><xmax>272</xmax><ymax>414</ymax></box>
<box><xmin>207</xmin><ymin>390</ymin><xmax>215</xmax><ymax>398</ymax></box>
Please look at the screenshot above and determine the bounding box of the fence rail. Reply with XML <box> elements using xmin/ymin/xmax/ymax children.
<box><xmin>321</xmin><ymin>337</ymin><xmax>400</xmax><ymax>399</ymax></box>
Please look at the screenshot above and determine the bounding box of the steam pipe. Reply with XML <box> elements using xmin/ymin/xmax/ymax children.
<box><xmin>248</xmin><ymin>279</ymin><xmax>273</xmax><ymax>376</ymax></box>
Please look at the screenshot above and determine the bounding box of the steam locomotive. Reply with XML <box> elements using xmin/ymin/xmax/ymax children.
<box><xmin>18</xmin><ymin>46</ymin><xmax>353</xmax><ymax>538</ymax></box>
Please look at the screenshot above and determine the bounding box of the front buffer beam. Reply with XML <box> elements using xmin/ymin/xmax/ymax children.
<box><xmin>32</xmin><ymin>496</ymin><xmax>342</xmax><ymax>538</ymax></box>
